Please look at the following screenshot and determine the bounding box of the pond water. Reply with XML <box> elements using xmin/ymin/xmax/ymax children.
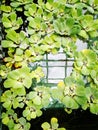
<box><xmin>30</xmin><ymin>108</ymin><xmax>98</xmax><ymax>130</ymax></box>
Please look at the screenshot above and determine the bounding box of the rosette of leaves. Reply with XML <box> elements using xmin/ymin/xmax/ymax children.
<box><xmin>26</xmin><ymin>86</ymin><xmax>51</xmax><ymax>108</ymax></box>
<box><xmin>4</xmin><ymin>67</ymin><xmax>32</xmax><ymax>89</ymax></box>
<box><xmin>27</xmin><ymin>16</ymin><xmax>48</xmax><ymax>35</ymax></box>
<box><xmin>23</xmin><ymin>102</ymin><xmax>42</xmax><ymax>120</ymax></box>
<box><xmin>10</xmin><ymin>0</ymin><xmax>33</xmax><ymax>11</ymax></box>
<box><xmin>51</xmin><ymin>76</ymin><xmax>86</xmax><ymax>112</ymax></box>
<box><xmin>2</xmin><ymin>30</ymin><xmax>29</xmax><ymax>49</ymax></box>
<box><xmin>61</xmin><ymin>37</ymin><xmax>77</xmax><ymax>57</ymax></box>
<box><xmin>1</xmin><ymin>30</ymin><xmax>29</xmax><ymax>68</ymax></box>
<box><xmin>1</xmin><ymin>87</ymin><xmax>26</xmax><ymax>110</ymax></box>
<box><xmin>74</xmin><ymin>49</ymin><xmax>97</xmax><ymax>75</ymax></box>
<box><xmin>53</xmin><ymin>17</ymin><xmax>81</xmax><ymax>36</ymax></box>
<box><xmin>0</xmin><ymin>65</ymin><xmax>11</xmax><ymax>79</ymax></box>
<box><xmin>78</xmin><ymin>15</ymin><xmax>98</xmax><ymax>38</ymax></box>
<box><xmin>41</xmin><ymin>117</ymin><xmax>66</xmax><ymax>130</ymax></box>
<box><xmin>84</xmin><ymin>87</ymin><xmax>98</xmax><ymax>114</ymax></box>
<box><xmin>2</xmin><ymin>109</ymin><xmax>18</xmax><ymax>130</ymax></box>
<box><xmin>31</xmin><ymin>66</ymin><xmax>45</xmax><ymax>83</ymax></box>
<box><xmin>14</xmin><ymin>117</ymin><xmax>30</xmax><ymax>130</ymax></box>
<box><xmin>40</xmin><ymin>34</ymin><xmax>61</xmax><ymax>54</ymax></box>
<box><xmin>2</xmin><ymin>11</ymin><xmax>23</xmax><ymax>32</ymax></box>
<box><xmin>24</xmin><ymin>2</ymin><xmax>43</xmax><ymax>18</ymax></box>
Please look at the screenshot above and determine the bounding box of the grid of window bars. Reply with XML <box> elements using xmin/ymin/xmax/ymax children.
<box><xmin>39</xmin><ymin>40</ymin><xmax>87</xmax><ymax>86</ymax></box>
<box><xmin>39</xmin><ymin>48</ymin><xmax>74</xmax><ymax>85</ymax></box>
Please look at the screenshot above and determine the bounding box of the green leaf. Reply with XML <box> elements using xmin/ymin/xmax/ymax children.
<box><xmin>18</xmin><ymin>117</ymin><xmax>26</xmax><ymax>125</ymax></box>
<box><xmin>16</xmin><ymin>18</ymin><xmax>23</xmax><ymax>25</ymax></box>
<box><xmin>10</xmin><ymin>12</ymin><xmax>16</xmax><ymax>21</ymax></box>
<box><xmin>2</xmin><ymin>116</ymin><xmax>9</xmax><ymax>125</ymax></box>
<box><xmin>15</xmin><ymin>87</ymin><xmax>26</xmax><ymax>96</ymax></box>
<box><xmin>3</xmin><ymin>100</ymin><xmax>11</xmax><ymax>109</ymax></box>
<box><xmin>13</xmin><ymin>99</ymin><xmax>19</xmax><ymax>109</ymax></box>
<box><xmin>70</xmin><ymin>25</ymin><xmax>81</xmax><ymax>35</ymax></box>
<box><xmin>4</xmin><ymin>79</ymin><xmax>23</xmax><ymax>88</ymax></box>
<box><xmin>1</xmin><ymin>40</ymin><xmax>17</xmax><ymax>48</ymax></box>
<box><xmin>23</xmin><ymin>77</ymin><xmax>32</xmax><ymax>88</ymax></box>
<box><xmin>0</xmin><ymin>5</ymin><xmax>11</xmax><ymax>12</ymax></box>
<box><xmin>36</xmin><ymin>109</ymin><xmax>42</xmax><ymax>117</ymax></box>
<box><xmin>33</xmin><ymin>96</ymin><xmax>41</xmax><ymax>105</ymax></box>
<box><xmin>31</xmin><ymin>112</ymin><xmax>36</xmax><ymax>119</ymax></box>
<box><xmin>62</xmin><ymin>96</ymin><xmax>79</xmax><ymax>109</ymax></box>
<box><xmin>6</xmin><ymin>30</ymin><xmax>19</xmax><ymax>43</ymax></box>
<box><xmin>66</xmin><ymin>17</ymin><xmax>75</xmax><ymax>28</ymax></box>
<box><xmin>90</xmin><ymin>103</ymin><xmax>98</xmax><ymax>114</ymax></box>
<box><xmin>41</xmin><ymin>122</ymin><xmax>50</xmax><ymax>129</ymax></box>
<box><xmin>79</xmin><ymin>30</ymin><xmax>89</xmax><ymax>39</ymax></box>
<box><xmin>81</xmin><ymin>66</ymin><xmax>90</xmax><ymax>75</ymax></box>
<box><xmin>74</xmin><ymin>96</ymin><xmax>87</xmax><ymax>106</ymax></box>
<box><xmin>23</xmin><ymin>109</ymin><xmax>30</xmax><ymax>117</ymax></box>
<box><xmin>8</xmin><ymin>119</ymin><xmax>15</xmax><ymax>129</ymax></box>
<box><xmin>2</xmin><ymin>16</ymin><xmax>12</xmax><ymax>28</ymax></box>
<box><xmin>16</xmin><ymin>48</ymin><xmax>23</xmax><ymax>55</ymax></box>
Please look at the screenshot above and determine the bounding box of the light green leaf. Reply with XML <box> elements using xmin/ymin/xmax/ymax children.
<box><xmin>2</xmin><ymin>116</ymin><xmax>9</xmax><ymax>125</ymax></box>
<box><xmin>2</xmin><ymin>16</ymin><xmax>12</xmax><ymax>28</ymax></box>
<box><xmin>79</xmin><ymin>30</ymin><xmax>89</xmax><ymax>39</ymax></box>
<box><xmin>6</xmin><ymin>30</ymin><xmax>19</xmax><ymax>43</ymax></box>
<box><xmin>3</xmin><ymin>100</ymin><xmax>11</xmax><ymax>109</ymax></box>
<box><xmin>31</xmin><ymin>112</ymin><xmax>36</xmax><ymax>119</ymax></box>
<box><xmin>41</xmin><ymin>122</ymin><xmax>50</xmax><ymax>129</ymax></box>
<box><xmin>23</xmin><ymin>78</ymin><xmax>32</xmax><ymax>88</ymax></box>
<box><xmin>36</xmin><ymin>109</ymin><xmax>42</xmax><ymax>117</ymax></box>
<box><xmin>90</xmin><ymin>103</ymin><xmax>98</xmax><ymax>114</ymax></box>
<box><xmin>4</xmin><ymin>79</ymin><xmax>23</xmax><ymax>88</ymax></box>
<box><xmin>1</xmin><ymin>40</ymin><xmax>17</xmax><ymax>48</ymax></box>
<box><xmin>10</xmin><ymin>12</ymin><xmax>16</xmax><ymax>21</ymax></box>
<box><xmin>15</xmin><ymin>87</ymin><xmax>26</xmax><ymax>96</ymax></box>
<box><xmin>8</xmin><ymin>119</ymin><xmax>15</xmax><ymax>129</ymax></box>
<box><xmin>62</xmin><ymin>96</ymin><xmax>79</xmax><ymax>109</ymax></box>
<box><xmin>16</xmin><ymin>48</ymin><xmax>23</xmax><ymax>55</ymax></box>
<box><xmin>33</xmin><ymin>96</ymin><xmax>41</xmax><ymax>105</ymax></box>
<box><xmin>23</xmin><ymin>109</ymin><xmax>30</xmax><ymax>117</ymax></box>
<box><xmin>0</xmin><ymin>5</ymin><xmax>11</xmax><ymax>12</ymax></box>
<box><xmin>16</xmin><ymin>18</ymin><xmax>23</xmax><ymax>25</ymax></box>
<box><xmin>13</xmin><ymin>99</ymin><xmax>19</xmax><ymax>109</ymax></box>
<box><xmin>18</xmin><ymin>117</ymin><xmax>26</xmax><ymax>125</ymax></box>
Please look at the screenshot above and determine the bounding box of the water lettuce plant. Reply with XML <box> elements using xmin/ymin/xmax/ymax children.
<box><xmin>0</xmin><ymin>0</ymin><xmax>98</xmax><ymax>130</ymax></box>
<box><xmin>41</xmin><ymin>117</ymin><xmax>66</xmax><ymax>130</ymax></box>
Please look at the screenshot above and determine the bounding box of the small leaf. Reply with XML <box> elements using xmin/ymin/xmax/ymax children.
<box><xmin>23</xmin><ymin>109</ymin><xmax>30</xmax><ymax>117</ymax></box>
<box><xmin>79</xmin><ymin>30</ymin><xmax>89</xmax><ymax>39</ymax></box>
<box><xmin>90</xmin><ymin>104</ymin><xmax>98</xmax><ymax>114</ymax></box>
<box><xmin>33</xmin><ymin>96</ymin><xmax>41</xmax><ymax>105</ymax></box>
<box><xmin>41</xmin><ymin>122</ymin><xmax>50</xmax><ymax>129</ymax></box>
<box><xmin>3</xmin><ymin>100</ymin><xmax>11</xmax><ymax>109</ymax></box>
<box><xmin>31</xmin><ymin>112</ymin><xmax>36</xmax><ymax>119</ymax></box>
<box><xmin>66</xmin><ymin>17</ymin><xmax>75</xmax><ymax>28</ymax></box>
<box><xmin>7</xmin><ymin>30</ymin><xmax>19</xmax><ymax>43</ymax></box>
<box><xmin>13</xmin><ymin>99</ymin><xmax>19</xmax><ymax>109</ymax></box>
<box><xmin>1</xmin><ymin>40</ymin><xmax>17</xmax><ymax>48</ymax></box>
<box><xmin>2</xmin><ymin>116</ymin><xmax>9</xmax><ymax>125</ymax></box>
<box><xmin>18</xmin><ymin>117</ymin><xmax>26</xmax><ymax>125</ymax></box>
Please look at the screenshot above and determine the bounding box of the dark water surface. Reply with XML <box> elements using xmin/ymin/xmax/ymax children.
<box><xmin>2</xmin><ymin>108</ymin><xmax>98</xmax><ymax>130</ymax></box>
